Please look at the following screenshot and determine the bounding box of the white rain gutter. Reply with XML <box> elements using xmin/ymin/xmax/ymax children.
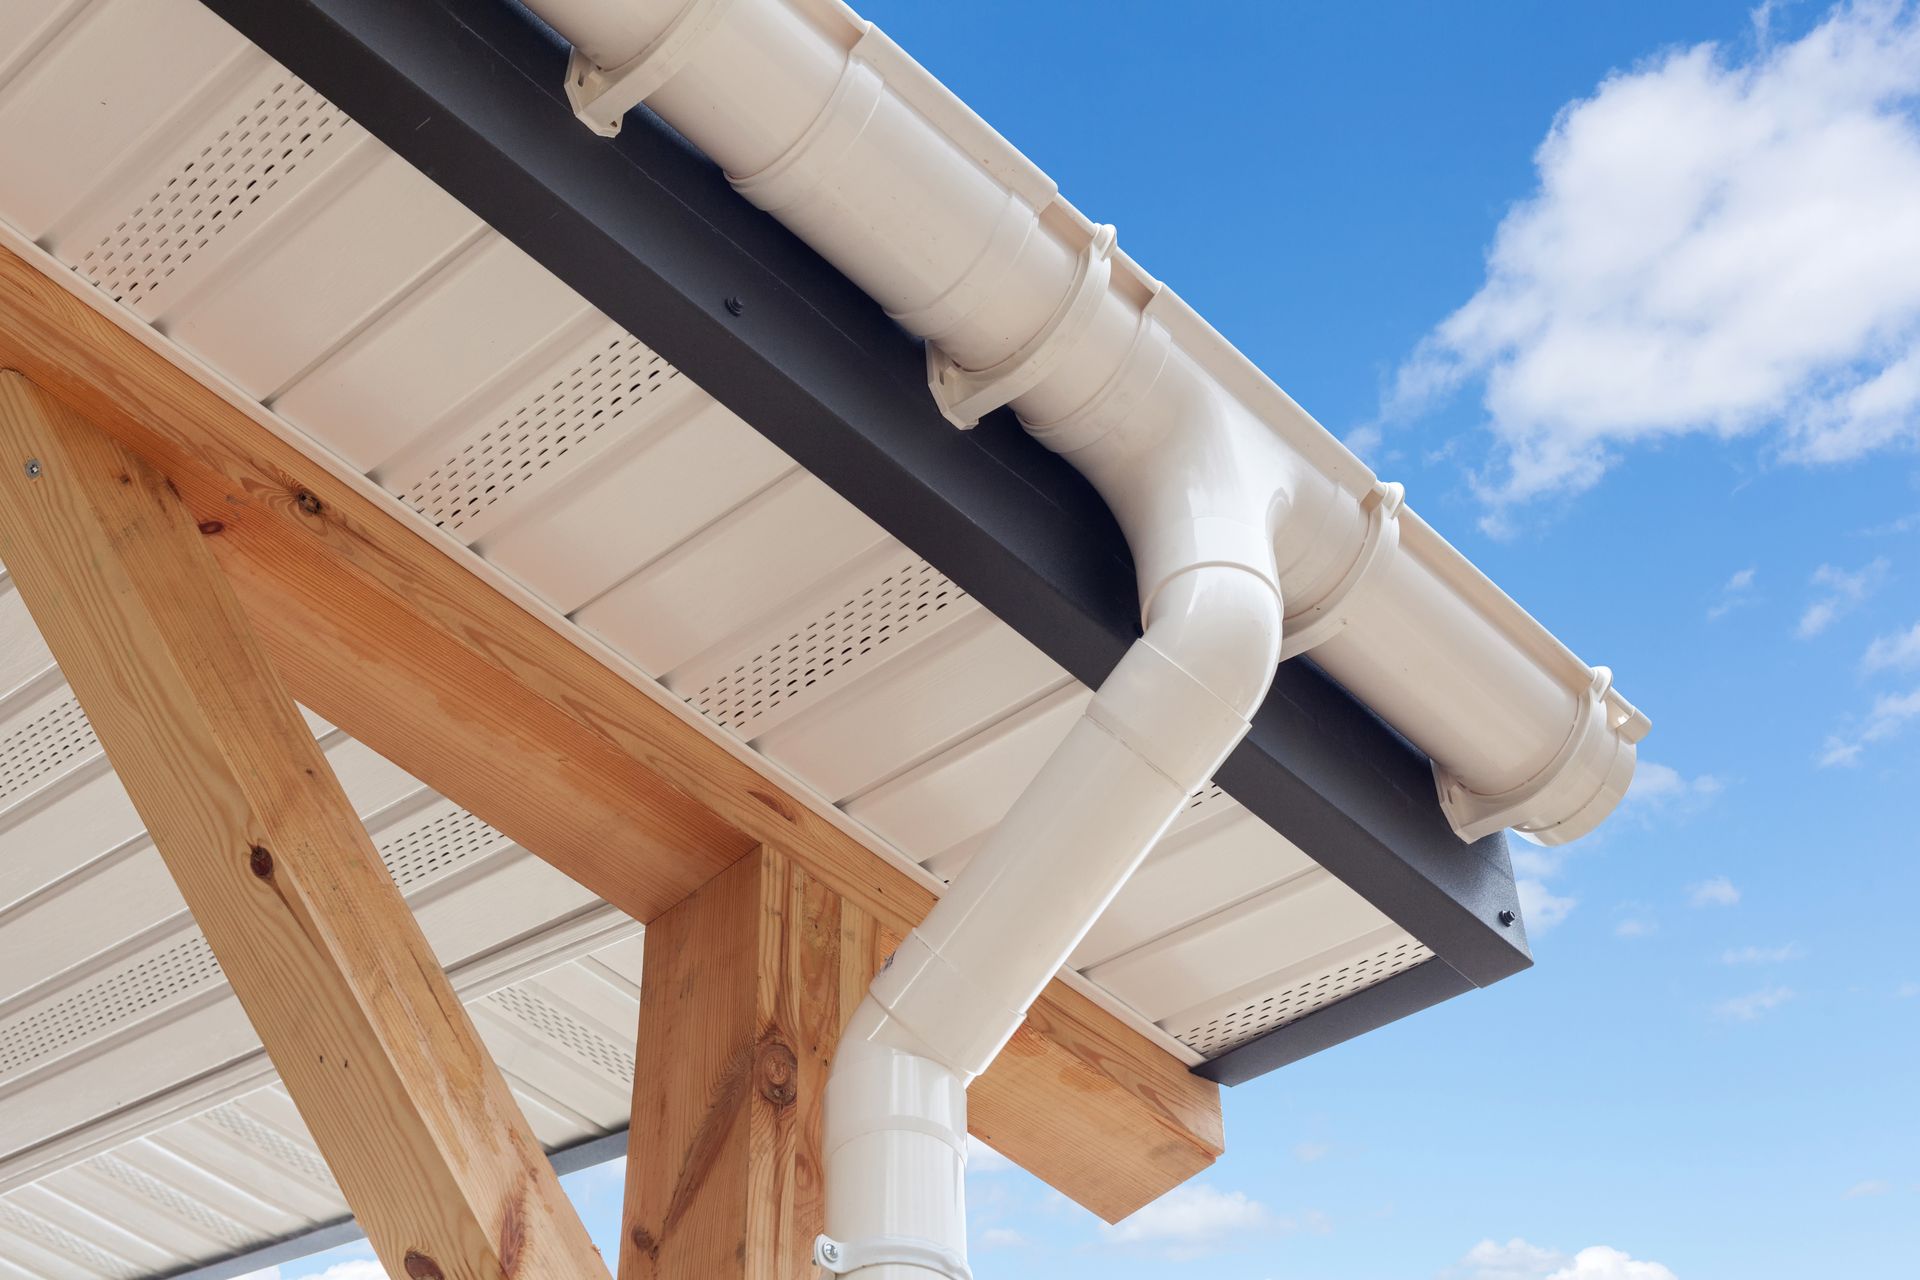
<box><xmin>526</xmin><ymin>1</ymin><xmax>1651</xmax><ymax>1274</ymax></box>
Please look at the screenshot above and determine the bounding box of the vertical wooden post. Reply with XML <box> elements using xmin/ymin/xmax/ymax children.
<box><xmin>0</xmin><ymin>372</ymin><xmax>609</xmax><ymax>1280</ymax></box>
<box><xmin>622</xmin><ymin>846</ymin><xmax>886</xmax><ymax>1279</ymax></box>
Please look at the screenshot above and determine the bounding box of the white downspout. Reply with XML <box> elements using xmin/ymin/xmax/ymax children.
<box><xmin>522</xmin><ymin>1</ymin><xmax>1652</xmax><ymax>1274</ymax></box>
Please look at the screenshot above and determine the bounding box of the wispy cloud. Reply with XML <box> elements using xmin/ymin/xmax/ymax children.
<box><xmin>1615</xmin><ymin>917</ymin><xmax>1657</xmax><ymax>939</ymax></box>
<box><xmin>1821</xmin><ymin>684</ymin><xmax>1920</xmax><ymax>765</ymax></box>
<box><xmin>967</xmin><ymin>1137</ymin><xmax>1014</xmax><ymax>1175</ymax></box>
<box><xmin>1293</xmin><ymin>1141</ymin><xmax>1331</xmax><ymax>1163</ymax></box>
<box><xmin>1445</xmin><ymin>1238</ymin><xmax>1679</xmax><ymax>1280</ymax></box>
<box><xmin>1715</xmin><ymin>985</ymin><xmax>1795</xmax><ymax>1020</ymax></box>
<box><xmin>1797</xmin><ymin>559</ymin><xmax>1889</xmax><ymax>638</ymax></box>
<box><xmin>1518</xmin><ymin>878</ymin><xmax>1577</xmax><ymax>932</ymax></box>
<box><xmin>1103</xmin><ymin>1184</ymin><xmax>1273</xmax><ymax>1260</ymax></box>
<box><xmin>978</xmin><ymin>1227</ymin><xmax>1028</xmax><ymax>1248</ymax></box>
<box><xmin>1688</xmin><ymin>876</ymin><xmax>1741</xmax><ymax>907</ymax></box>
<box><xmin>1863</xmin><ymin>620</ymin><xmax>1920</xmax><ymax>670</ymax></box>
<box><xmin>1376</xmin><ymin>1</ymin><xmax>1920</xmax><ymax>522</ymax></box>
<box><xmin>1623</xmin><ymin>761</ymin><xmax>1725</xmax><ymax>818</ymax></box>
<box><xmin>1708</xmin><ymin>566</ymin><xmax>1759</xmax><ymax>619</ymax></box>
<box><xmin>1858</xmin><ymin>509</ymin><xmax>1920</xmax><ymax>536</ymax></box>
<box><xmin>1844</xmin><ymin>1179</ymin><xmax>1892</xmax><ymax>1198</ymax></box>
<box><xmin>1721</xmin><ymin>942</ymin><xmax>1806</xmax><ymax>964</ymax></box>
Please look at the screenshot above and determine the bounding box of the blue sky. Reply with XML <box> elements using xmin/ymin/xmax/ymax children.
<box><xmin>260</xmin><ymin>2</ymin><xmax>1919</xmax><ymax>1277</ymax></box>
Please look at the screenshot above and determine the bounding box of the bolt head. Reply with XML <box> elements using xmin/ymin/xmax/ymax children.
<box><xmin>24</xmin><ymin>459</ymin><xmax>40</xmax><ymax>478</ymax></box>
<box><xmin>820</xmin><ymin>1242</ymin><xmax>840</xmax><ymax>1263</ymax></box>
<box><xmin>724</xmin><ymin>295</ymin><xmax>745</xmax><ymax>316</ymax></box>
<box><xmin>1497</xmin><ymin>909</ymin><xmax>1517</xmax><ymax>927</ymax></box>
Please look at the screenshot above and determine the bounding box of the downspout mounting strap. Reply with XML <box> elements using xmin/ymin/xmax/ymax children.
<box><xmin>815</xmin><ymin>1233</ymin><xmax>973</xmax><ymax>1280</ymax></box>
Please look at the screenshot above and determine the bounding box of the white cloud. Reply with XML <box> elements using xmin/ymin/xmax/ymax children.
<box><xmin>1864</xmin><ymin>620</ymin><xmax>1920</xmax><ymax>669</ymax></box>
<box><xmin>1707</xmin><ymin>566</ymin><xmax>1759</xmax><ymax>619</ymax></box>
<box><xmin>1721</xmin><ymin>942</ymin><xmax>1806</xmax><ymax>964</ymax></box>
<box><xmin>1383</xmin><ymin>1</ymin><xmax>1920</xmax><ymax>517</ymax></box>
<box><xmin>1615</xmin><ymin>917</ymin><xmax>1657</xmax><ymax>938</ymax></box>
<box><xmin>1518</xmin><ymin>878</ymin><xmax>1577</xmax><ymax>931</ymax></box>
<box><xmin>1845</xmin><ymin>1178</ymin><xmax>1893</xmax><ymax>1197</ymax></box>
<box><xmin>1715</xmin><ymin>984</ymin><xmax>1795</xmax><ymax>1020</ymax></box>
<box><xmin>1623</xmin><ymin>761</ymin><xmax>1725</xmax><ymax>816</ymax></box>
<box><xmin>1447</xmin><ymin>1236</ymin><xmax>1569</xmax><ymax>1279</ymax></box>
<box><xmin>1797</xmin><ymin>559</ymin><xmax>1889</xmax><ymax>637</ymax></box>
<box><xmin>1105</xmin><ymin>1183</ymin><xmax>1269</xmax><ymax>1259</ymax></box>
<box><xmin>966</xmin><ymin>1137</ymin><xmax>1013</xmax><ymax>1175</ymax></box>
<box><xmin>978</xmin><ymin>1227</ymin><xmax>1028</xmax><ymax>1248</ymax></box>
<box><xmin>288</xmin><ymin>1265</ymin><xmax>385</xmax><ymax>1280</ymax></box>
<box><xmin>1445</xmin><ymin>1239</ymin><xmax>1678</xmax><ymax>1280</ymax></box>
<box><xmin>1898</xmin><ymin>980</ymin><xmax>1920</xmax><ymax>997</ymax></box>
<box><xmin>1687</xmin><ymin>876</ymin><xmax>1741</xmax><ymax>907</ymax></box>
<box><xmin>1293</xmin><ymin>1141</ymin><xmax>1331</xmax><ymax>1163</ymax></box>
<box><xmin>1821</xmin><ymin>683</ymin><xmax>1920</xmax><ymax>763</ymax></box>
<box><xmin>1549</xmin><ymin>1246</ymin><xmax>1681</xmax><ymax>1280</ymax></box>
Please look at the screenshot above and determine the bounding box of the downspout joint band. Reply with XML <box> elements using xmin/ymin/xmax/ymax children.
<box><xmin>929</xmin><ymin>223</ymin><xmax>1118</xmax><ymax>428</ymax></box>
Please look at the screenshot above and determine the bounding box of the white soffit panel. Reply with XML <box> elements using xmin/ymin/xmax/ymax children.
<box><xmin>0</xmin><ymin>4</ymin><xmax>1435</xmax><ymax>1272</ymax></box>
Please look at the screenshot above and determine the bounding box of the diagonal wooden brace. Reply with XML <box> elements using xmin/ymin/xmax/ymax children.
<box><xmin>0</xmin><ymin>372</ymin><xmax>609</xmax><ymax>1280</ymax></box>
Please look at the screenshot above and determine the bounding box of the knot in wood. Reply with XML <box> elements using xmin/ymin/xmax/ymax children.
<box><xmin>403</xmin><ymin>1251</ymin><xmax>444</xmax><ymax>1280</ymax></box>
<box><xmin>295</xmin><ymin>489</ymin><xmax>324</xmax><ymax>516</ymax></box>
<box><xmin>248</xmin><ymin>845</ymin><xmax>274</xmax><ymax>878</ymax></box>
<box><xmin>196</xmin><ymin>519</ymin><xmax>225</xmax><ymax>535</ymax></box>
<box><xmin>756</xmin><ymin>1039</ymin><xmax>799</xmax><ymax>1108</ymax></box>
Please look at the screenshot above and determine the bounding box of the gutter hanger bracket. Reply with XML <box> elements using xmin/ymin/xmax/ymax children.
<box><xmin>814</xmin><ymin>1233</ymin><xmax>973</xmax><ymax>1280</ymax></box>
<box><xmin>928</xmin><ymin>224</ymin><xmax>1117</xmax><ymax>429</ymax></box>
<box><xmin>1438</xmin><ymin>665</ymin><xmax>1645</xmax><ymax>846</ymax></box>
<box><xmin>1280</xmin><ymin>479</ymin><xmax>1404</xmax><ymax>660</ymax></box>
<box><xmin>564</xmin><ymin>0</ymin><xmax>736</xmax><ymax>136</ymax></box>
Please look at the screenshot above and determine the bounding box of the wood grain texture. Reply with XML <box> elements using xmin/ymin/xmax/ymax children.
<box><xmin>621</xmin><ymin>847</ymin><xmax>879</xmax><ymax>1280</ymax></box>
<box><xmin>0</xmin><ymin>244</ymin><xmax>1221</xmax><ymax>1221</ymax></box>
<box><xmin>0</xmin><ymin>372</ymin><xmax>608</xmax><ymax>1280</ymax></box>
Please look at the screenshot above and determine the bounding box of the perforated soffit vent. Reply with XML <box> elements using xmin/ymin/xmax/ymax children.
<box><xmin>1174</xmin><ymin>940</ymin><xmax>1435</xmax><ymax>1058</ymax></box>
<box><xmin>400</xmin><ymin>333</ymin><xmax>680</xmax><ymax>538</ymax></box>
<box><xmin>0</xmin><ymin>690</ymin><xmax>100</xmax><ymax>812</ymax></box>
<box><xmin>75</xmin><ymin>78</ymin><xmax>351</xmax><ymax>308</ymax></box>
<box><xmin>683</xmin><ymin>553</ymin><xmax>967</xmax><ymax>738</ymax></box>
<box><xmin>0</xmin><ymin>805</ymin><xmax>513</xmax><ymax>1081</ymax></box>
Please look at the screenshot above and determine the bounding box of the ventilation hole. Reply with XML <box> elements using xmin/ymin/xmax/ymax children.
<box><xmin>75</xmin><ymin>79</ymin><xmax>350</xmax><ymax>307</ymax></box>
<box><xmin>0</xmin><ymin>692</ymin><xmax>102</xmax><ymax>810</ymax></box>
<box><xmin>399</xmin><ymin>334</ymin><xmax>680</xmax><ymax>537</ymax></box>
<box><xmin>0</xmin><ymin>1199</ymin><xmax>139</xmax><ymax>1277</ymax></box>
<box><xmin>686</xmin><ymin>555</ymin><xmax>966</xmax><ymax>736</ymax></box>
<box><xmin>0</xmin><ymin>937</ymin><xmax>222</xmax><ymax>1078</ymax></box>
<box><xmin>0</xmin><ymin>805</ymin><xmax>508</xmax><ymax>1080</ymax></box>
<box><xmin>486</xmin><ymin>985</ymin><xmax>632</xmax><ymax>1084</ymax></box>
<box><xmin>380</xmin><ymin>805</ymin><xmax>512</xmax><ymax>891</ymax></box>
<box><xmin>1174</xmin><ymin>941</ymin><xmax>1435</xmax><ymax>1058</ymax></box>
<box><xmin>201</xmin><ymin>1104</ymin><xmax>338</xmax><ymax>1192</ymax></box>
<box><xmin>85</xmin><ymin>1154</ymin><xmax>253</xmax><ymax>1248</ymax></box>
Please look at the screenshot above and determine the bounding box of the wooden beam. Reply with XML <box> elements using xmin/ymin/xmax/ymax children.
<box><xmin>0</xmin><ymin>244</ymin><xmax>1221</xmax><ymax>1221</ymax></box>
<box><xmin>622</xmin><ymin>846</ymin><xmax>882</xmax><ymax>1280</ymax></box>
<box><xmin>0</xmin><ymin>372</ymin><xmax>608</xmax><ymax>1280</ymax></box>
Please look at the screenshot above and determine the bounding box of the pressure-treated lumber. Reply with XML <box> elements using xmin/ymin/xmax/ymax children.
<box><xmin>0</xmin><ymin>372</ymin><xmax>608</xmax><ymax>1280</ymax></box>
<box><xmin>0</xmin><ymin>244</ymin><xmax>1222</xmax><ymax>1221</ymax></box>
<box><xmin>623</xmin><ymin>846</ymin><xmax>883</xmax><ymax>1280</ymax></box>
